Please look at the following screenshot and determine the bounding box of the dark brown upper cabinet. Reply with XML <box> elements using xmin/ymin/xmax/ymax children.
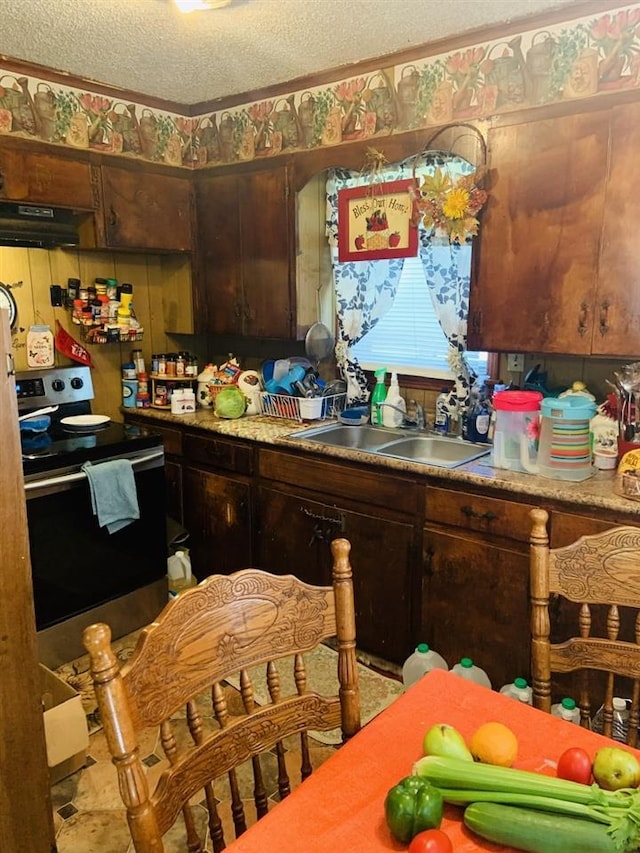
<box><xmin>469</xmin><ymin>110</ymin><xmax>609</xmax><ymax>356</ymax></box>
<box><xmin>470</xmin><ymin>103</ymin><xmax>640</xmax><ymax>359</ymax></box>
<box><xmin>194</xmin><ymin>164</ymin><xmax>294</xmax><ymax>339</ymax></box>
<box><xmin>0</xmin><ymin>139</ymin><xmax>96</xmax><ymax>210</ymax></box>
<box><xmin>92</xmin><ymin>164</ymin><xmax>193</xmax><ymax>252</ymax></box>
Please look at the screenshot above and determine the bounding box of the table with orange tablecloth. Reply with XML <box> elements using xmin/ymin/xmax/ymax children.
<box><xmin>225</xmin><ymin>669</ymin><xmax>636</xmax><ymax>852</ymax></box>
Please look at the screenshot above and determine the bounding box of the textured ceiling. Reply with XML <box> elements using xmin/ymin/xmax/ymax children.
<box><xmin>1</xmin><ymin>0</ymin><xmax>587</xmax><ymax>106</ymax></box>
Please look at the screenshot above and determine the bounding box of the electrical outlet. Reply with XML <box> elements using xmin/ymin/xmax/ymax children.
<box><xmin>507</xmin><ymin>353</ymin><xmax>524</xmax><ymax>372</ymax></box>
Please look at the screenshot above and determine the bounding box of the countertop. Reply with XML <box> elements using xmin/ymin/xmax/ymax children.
<box><xmin>125</xmin><ymin>407</ymin><xmax>640</xmax><ymax>518</ymax></box>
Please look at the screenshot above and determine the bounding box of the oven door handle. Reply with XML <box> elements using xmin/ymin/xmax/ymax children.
<box><xmin>24</xmin><ymin>449</ymin><xmax>164</xmax><ymax>492</ymax></box>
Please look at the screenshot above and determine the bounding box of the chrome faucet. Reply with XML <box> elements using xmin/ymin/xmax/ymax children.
<box><xmin>379</xmin><ymin>401</ymin><xmax>425</xmax><ymax>430</ymax></box>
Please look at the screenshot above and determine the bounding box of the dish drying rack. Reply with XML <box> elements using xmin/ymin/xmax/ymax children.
<box><xmin>259</xmin><ymin>392</ymin><xmax>346</xmax><ymax>422</ymax></box>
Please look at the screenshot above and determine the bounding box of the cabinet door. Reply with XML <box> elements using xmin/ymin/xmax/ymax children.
<box><xmin>469</xmin><ymin>111</ymin><xmax>608</xmax><ymax>354</ymax></box>
<box><xmin>422</xmin><ymin>527</ymin><xmax>530</xmax><ymax>689</ymax></box>
<box><xmin>257</xmin><ymin>484</ymin><xmax>415</xmax><ymax>664</ymax></box>
<box><xmin>100</xmin><ymin>164</ymin><xmax>192</xmax><ymax>251</ymax></box>
<box><xmin>165</xmin><ymin>458</ymin><xmax>183</xmax><ymax>525</ymax></box>
<box><xmin>194</xmin><ymin>167</ymin><xmax>294</xmax><ymax>338</ymax></box>
<box><xmin>195</xmin><ymin>173</ymin><xmax>242</xmax><ymax>335</ymax></box>
<box><xmin>595</xmin><ymin>101</ymin><xmax>640</xmax><ymax>356</ymax></box>
<box><xmin>240</xmin><ymin>167</ymin><xmax>293</xmax><ymax>338</ymax></box>
<box><xmin>0</xmin><ymin>144</ymin><xmax>96</xmax><ymax>209</ymax></box>
<box><xmin>182</xmin><ymin>466</ymin><xmax>252</xmax><ymax>577</ymax></box>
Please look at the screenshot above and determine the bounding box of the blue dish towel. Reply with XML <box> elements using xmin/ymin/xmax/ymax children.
<box><xmin>82</xmin><ymin>459</ymin><xmax>140</xmax><ymax>534</ymax></box>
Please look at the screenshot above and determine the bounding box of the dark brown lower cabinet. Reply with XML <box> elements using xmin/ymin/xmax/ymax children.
<box><xmin>421</xmin><ymin>527</ymin><xmax>530</xmax><ymax>690</ymax></box>
<box><xmin>256</xmin><ymin>479</ymin><xmax>416</xmax><ymax>665</ymax></box>
<box><xmin>182</xmin><ymin>466</ymin><xmax>252</xmax><ymax>578</ymax></box>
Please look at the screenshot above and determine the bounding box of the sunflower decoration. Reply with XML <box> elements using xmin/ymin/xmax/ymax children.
<box><xmin>412</xmin><ymin>165</ymin><xmax>488</xmax><ymax>243</ymax></box>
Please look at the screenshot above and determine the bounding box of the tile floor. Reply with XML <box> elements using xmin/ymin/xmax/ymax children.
<box><xmin>51</xmin><ymin>684</ymin><xmax>337</xmax><ymax>853</ymax></box>
<box><xmin>51</xmin><ymin>644</ymin><xmax>402</xmax><ymax>853</ymax></box>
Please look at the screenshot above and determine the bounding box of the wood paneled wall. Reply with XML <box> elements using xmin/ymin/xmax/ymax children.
<box><xmin>0</xmin><ymin>249</ymin><xmax>192</xmax><ymax>421</ymax></box>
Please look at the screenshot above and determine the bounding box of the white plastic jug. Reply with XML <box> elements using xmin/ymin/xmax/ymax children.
<box><xmin>451</xmin><ymin>657</ymin><xmax>492</xmax><ymax>689</ymax></box>
<box><xmin>167</xmin><ymin>550</ymin><xmax>196</xmax><ymax>599</ymax></box>
<box><xmin>499</xmin><ymin>677</ymin><xmax>533</xmax><ymax>704</ymax></box>
<box><xmin>402</xmin><ymin>643</ymin><xmax>448</xmax><ymax>689</ymax></box>
<box><xmin>551</xmin><ymin>697</ymin><xmax>580</xmax><ymax>724</ymax></box>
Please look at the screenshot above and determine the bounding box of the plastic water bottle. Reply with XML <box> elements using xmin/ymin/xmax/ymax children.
<box><xmin>591</xmin><ymin>697</ymin><xmax>629</xmax><ymax>742</ymax></box>
<box><xmin>402</xmin><ymin>643</ymin><xmax>448</xmax><ymax>689</ymax></box>
<box><xmin>499</xmin><ymin>677</ymin><xmax>533</xmax><ymax>704</ymax></box>
<box><xmin>551</xmin><ymin>697</ymin><xmax>580</xmax><ymax>724</ymax></box>
<box><xmin>451</xmin><ymin>657</ymin><xmax>492</xmax><ymax>689</ymax></box>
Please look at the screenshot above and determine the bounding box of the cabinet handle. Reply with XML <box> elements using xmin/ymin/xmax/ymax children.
<box><xmin>460</xmin><ymin>505</ymin><xmax>498</xmax><ymax>522</ymax></box>
<box><xmin>423</xmin><ymin>548</ymin><xmax>434</xmax><ymax>577</ymax></box>
<box><xmin>108</xmin><ymin>206</ymin><xmax>117</xmax><ymax>228</ymax></box>
<box><xmin>577</xmin><ymin>302</ymin><xmax>588</xmax><ymax>336</ymax></box>
<box><xmin>204</xmin><ymin>444</ymin><xmax>224</xmax><ymax>458</ymax></box>
<box><xmin>599</xmin><ymin>300</ymin><xmax>610</xmax><ymax>336</ymax></box>
<box><xmin>302</xmin><ymin>506</ymin><xmax>344</xmax><ymax>527</ymax></box>
<box><xmin>234</xmin><ymin>302</ymin><xmax>242</xmax><ymax>319</ymax></box>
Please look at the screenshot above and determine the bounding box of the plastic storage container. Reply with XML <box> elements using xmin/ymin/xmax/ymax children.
<box><xmin>491</xmin><ymin>390</ymin><xmax>543</xmax><ymax>472</ymax></box>
<box><xmin>402</xmin><ymin>643</ymin><xmax>448</xmax><ymax>689</ymax></box>
<box><xmin>499</xmin><ymin>677</ymin><xmax>533</xmax><ymax>704</ymax></box>
<box><xmin>591</xmin><ymin>697</ymin><xmax>630</xmax><ymax>742</ymax></box>
<box><xmin>551</xmin><ymin>697</ymin><xmax>580</xmax><ymax>724</ymax></box>
<box><xmin>522</xmin><ymin>397</ymin><xmax>597</xmax><ymax>481</ymax></box>
<box><xmin>451</xmin><ymin>657</ymin><xmax>492</xmax><ymax>689</ymax></box>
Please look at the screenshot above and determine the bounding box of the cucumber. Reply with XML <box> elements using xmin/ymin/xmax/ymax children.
<box><xmin>463</xmin><ymin>802</ymin><xmax>618</xmax><ymax>853</ymax></box>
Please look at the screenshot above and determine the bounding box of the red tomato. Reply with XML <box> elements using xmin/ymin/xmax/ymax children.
<box><xmin>557</xmin><ymin>746</ymin><xmax>593</xmax><ymax>785</ymax></box>
<box><xmin>408</xmin><ymin>829</ymin><xmax>454</xmax><ymax>853</ymax></box>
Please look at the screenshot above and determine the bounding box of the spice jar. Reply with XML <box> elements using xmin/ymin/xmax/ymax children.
<box><xmin>166</xmin><ymin>354</ymin><xmax>177</xmax><ymax>377</ymax></box>
<box><xmin>132</xmin><ymin>349</ymin><xmax>145</xmax><ymax>376</ymax></box>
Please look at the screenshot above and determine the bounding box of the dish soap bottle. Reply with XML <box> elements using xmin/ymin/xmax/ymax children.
<box><xmin>370</xmin><ymin>367</ymin><xmax>387</xmax><ymax>425</ymax></box>
<box><xmin>433</xmin><ymin>386</ymin><xmax>450</xmax><ymax>434</ymax></box>
<box><xmin>383</xmin><ymin>372</ymin><xmax>405</xmax><ymax>428</ymax></box>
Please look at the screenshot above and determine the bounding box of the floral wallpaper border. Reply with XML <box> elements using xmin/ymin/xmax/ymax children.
<box><xmin>0</xmin><ymin>3</ymin><xmax>638</xmax><ymax>169</ymax></box>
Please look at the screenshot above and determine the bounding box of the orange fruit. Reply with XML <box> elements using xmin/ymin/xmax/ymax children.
<box><xmin>470</xmin><ymin>721</ymin><xmax>518</xmax><ymax>767</ymax></box>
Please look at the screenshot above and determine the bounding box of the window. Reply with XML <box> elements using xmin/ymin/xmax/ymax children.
<box><xmin>352</xmin><ymin>250</ymin><xmax>488</xmax><ymax>380</ymax></box>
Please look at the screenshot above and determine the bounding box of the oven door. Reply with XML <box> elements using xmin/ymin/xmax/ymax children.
<box><xmin>25</xmin><ymin>447</ymin><xmax>166</xmax><ymax>631</ymax></box>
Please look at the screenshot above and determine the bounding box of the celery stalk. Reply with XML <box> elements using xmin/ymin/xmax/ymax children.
<box><xmin>413</xmin><ymin>756</ymin><xmax>640</xmax><ymax>853</ymax></box>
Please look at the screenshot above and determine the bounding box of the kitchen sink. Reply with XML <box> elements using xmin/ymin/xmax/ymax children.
<box><xmin>374</xmin><ymin>435</ymin><xmax>491</xmax><ymax>468</ymax></box>
<box><xmin>288</xmin><ymin>423</ymin><xmax>491</xmax><ymax>468</ymax></box>
<box><xmin>290</xmin><ymin>423</ymin><xmax>405</xmax><ymax>451</ymax></box>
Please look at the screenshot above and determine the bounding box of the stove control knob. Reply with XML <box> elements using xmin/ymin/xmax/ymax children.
<box><xmin>70</xmin><ymin>377</ymin><xmax>84</xmax><ymax>390</ymax></box>
<box><xmin>51</xmin><ymin>379</ymin><xmax>65</xmax><ymax>392</ymax></box>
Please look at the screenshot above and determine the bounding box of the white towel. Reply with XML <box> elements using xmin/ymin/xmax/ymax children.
<box><xmin>82</xmin><ymin>459</ymin><xmax>140</xmax><ymax>534</ymax></box>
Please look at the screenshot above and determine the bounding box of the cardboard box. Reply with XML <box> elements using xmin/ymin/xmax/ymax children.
<box><xmin>40</xmin><ymin>664</ymin><xmax>89</xmax><ymax>784</ymax></box>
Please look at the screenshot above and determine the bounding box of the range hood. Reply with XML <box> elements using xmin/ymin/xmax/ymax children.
<box><xmin>0</xmin><ymin>201</ymin><xmax>80</xmax><ymax>248</ymax></box>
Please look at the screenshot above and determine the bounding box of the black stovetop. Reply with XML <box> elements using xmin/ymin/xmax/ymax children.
<box><xmin>21</xmin><ymin>421</ymin><xmax>163</xmax><ymax>478</ymax></box>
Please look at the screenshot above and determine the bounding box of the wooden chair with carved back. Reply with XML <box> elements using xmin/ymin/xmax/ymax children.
<box><xmin>83</xmin><ymin>538</ymin><xmax>360</xmax><ymax>853</ymax></box>
<box><xmin>530</xmin><ymin>507</ymin><xmax>640</xmax><ymax>746</ymax></box>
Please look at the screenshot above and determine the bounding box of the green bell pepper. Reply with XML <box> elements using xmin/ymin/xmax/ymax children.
<box><xmin>384</xmin><ymin>774</ymin><xmax>444</xmax><ymax>843</ymax></box>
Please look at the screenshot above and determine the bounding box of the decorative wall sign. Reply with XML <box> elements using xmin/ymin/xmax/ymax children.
<box><xmin>337</xmin><ymin>178</ymin><xmax>417</xmax><ymax>261</ymax></box>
